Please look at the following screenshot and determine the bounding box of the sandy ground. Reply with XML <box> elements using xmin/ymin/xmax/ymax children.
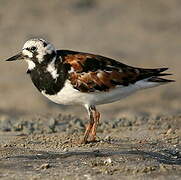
<box><xmin>0</xmin><ymin>0</ymin><xmax>180</xmax><ymax>179</ymax></box>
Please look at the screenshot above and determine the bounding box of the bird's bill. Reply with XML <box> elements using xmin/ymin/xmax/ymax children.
<box><xmin>5</xmin><ymin>52</ymin><xmax>24</xmax><ymax>61</ymax></box>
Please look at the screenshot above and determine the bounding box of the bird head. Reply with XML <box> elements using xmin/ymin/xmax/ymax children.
<box><xmin>5</xmin><ymin>38</ymin><xmax>57</xmax><ymax>70</ymax></box>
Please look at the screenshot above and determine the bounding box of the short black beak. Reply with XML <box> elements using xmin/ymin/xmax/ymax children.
<box><xmin>5</xmin><ymin>52</ymin><xmax>24</xmax><ymax>61</ymax></box>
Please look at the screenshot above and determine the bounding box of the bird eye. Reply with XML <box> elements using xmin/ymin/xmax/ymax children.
<box><xmin>30</xmin><ymin>46</ymin><xmax>37</xmax><ymax>51</ymax></box>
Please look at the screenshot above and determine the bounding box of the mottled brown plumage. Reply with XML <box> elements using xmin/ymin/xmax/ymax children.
<box><xmin>57</xmin><ymin>50</ymin><xmax>171</xmax><ymax>93</ymax></box>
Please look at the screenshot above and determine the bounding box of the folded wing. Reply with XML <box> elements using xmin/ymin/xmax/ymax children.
<box><xmin>57</xmin><ymin>50</ymin><xmax>173</xmax><ymax>92</ymax></box>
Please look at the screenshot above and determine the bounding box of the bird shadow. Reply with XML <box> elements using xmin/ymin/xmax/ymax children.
<box><xmin>7</xmin><ymin>147</ymin><xmax>181</xmax><ymax>166</ymax></box>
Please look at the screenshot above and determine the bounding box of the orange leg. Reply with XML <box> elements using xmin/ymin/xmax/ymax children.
<box><xmin>90</xmin><ymin>110</ymin><xmax>100</xmax><ymax>142</ymax></box>
<box><xmin>81</xmin><ymin>106</ymin><xmax>100</xmax><ymax>144</ymax></box>
<box><xmin>81</xmin><ymin>106</ymin><xmax>95</xmax><ymax>144</ymax></box>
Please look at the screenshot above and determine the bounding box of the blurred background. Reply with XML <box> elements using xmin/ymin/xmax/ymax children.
<box><xmin>0</xmin><ymin>0</ymin><xmax>180</xmax><ymax>120</ymax></box>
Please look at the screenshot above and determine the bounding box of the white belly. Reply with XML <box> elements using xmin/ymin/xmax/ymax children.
<box><xmin>42</xmin><ymin>80</ymin><xmax>143</xmax><ymax>107</ymax></box>
<box><xmin>42</xmin><ymin>78</ymin><xmax>161</xmax><ymax>107</ymax></box>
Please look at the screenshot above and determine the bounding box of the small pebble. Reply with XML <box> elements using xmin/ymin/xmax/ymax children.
<box><xmin>104</xmin><ymin>157</ymin><xmax>112</xmax><ymax>165</ymax></box>
<box><xmin>159</xmin><ymin>164</ymin><xmax>167</xmax><ymax>172</ymax></box>
<box><xmin>37</xmin><ymin>163</ymin><xmax>50</xmax><ymax>170</ymax></box>
<box><xmin>166</xmin><ymin>128</ymin><xmax>173</xmax><ymax>135</ymax></box>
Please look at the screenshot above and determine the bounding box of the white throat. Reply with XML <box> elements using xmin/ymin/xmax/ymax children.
<box><xmin>26</xmin><ymin>60</ymin><xmax>36</xmax><ymax>70</ymax></box>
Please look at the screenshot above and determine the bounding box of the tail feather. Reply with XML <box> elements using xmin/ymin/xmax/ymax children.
<box><xmin>140</xmin><ymin>67</ymin><xmax>169</xmax><ymax>76</ymax></box>
<box><xmin>148</xmin><ymin>77</ymin><xmax>175</xmax><ymax>83</ymax></box>
<box><xmin>139</xmin><ymin>67</ymin><xmax>174</xmax><ymax>83</ymax></box>
<box><xmin>156</xmin><ymin>73</ymin><xmax>173</xmax><ymax>77</ymax></box>
<box><xmin>156</xmin><ymin>67</ymin><xmax>169</xmax><ymax>73</ymax></box>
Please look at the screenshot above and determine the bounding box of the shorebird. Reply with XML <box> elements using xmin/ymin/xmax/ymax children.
<box><xmin>5</xmin><ymin>38</ymin><xmax>174</xmax><ymax>143</ymax></box>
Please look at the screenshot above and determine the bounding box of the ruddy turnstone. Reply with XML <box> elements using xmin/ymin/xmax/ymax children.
<box><xmin>6</xmin><ymin>38</ymin><xmax>174</xmax><ymax>143</ymax></box>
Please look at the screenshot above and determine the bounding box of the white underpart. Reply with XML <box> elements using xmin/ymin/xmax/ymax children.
<box><xmin>42</xmin><ymin>78</ymin><xmax>162</xmax><ymax>108</ymax></box>
<box><xmin>26</xmin><ymin>60</ymin><xmax>36</xmax><ymax>70</ymax></box>
<box><xmin>47</xmin><ymin>59</ymin><xmax>59</xmax><ymax>79</ymax></box>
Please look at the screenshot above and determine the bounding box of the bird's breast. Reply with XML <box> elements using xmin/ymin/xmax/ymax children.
<box><xmin>29</xmin><ymin>68</ymin><xmax>66</xmax><ymax>95</ymax></box>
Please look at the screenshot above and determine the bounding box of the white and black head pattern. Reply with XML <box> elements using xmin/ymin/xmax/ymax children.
<box><xmin>6</xmin><ymin>38</ymin><xmax>69</xmax><ymax>95</ymax></box>
<box><xmin>22</xmin><ymin>38</ymin><xmax>57</xmax><ymax>70</ymax></box>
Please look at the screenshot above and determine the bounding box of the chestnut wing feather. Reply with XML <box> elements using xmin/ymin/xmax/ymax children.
<box><xmin>57</xmin><ymin>50</ymin><xmax>167</xmax><ymax>92</ymax></box>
